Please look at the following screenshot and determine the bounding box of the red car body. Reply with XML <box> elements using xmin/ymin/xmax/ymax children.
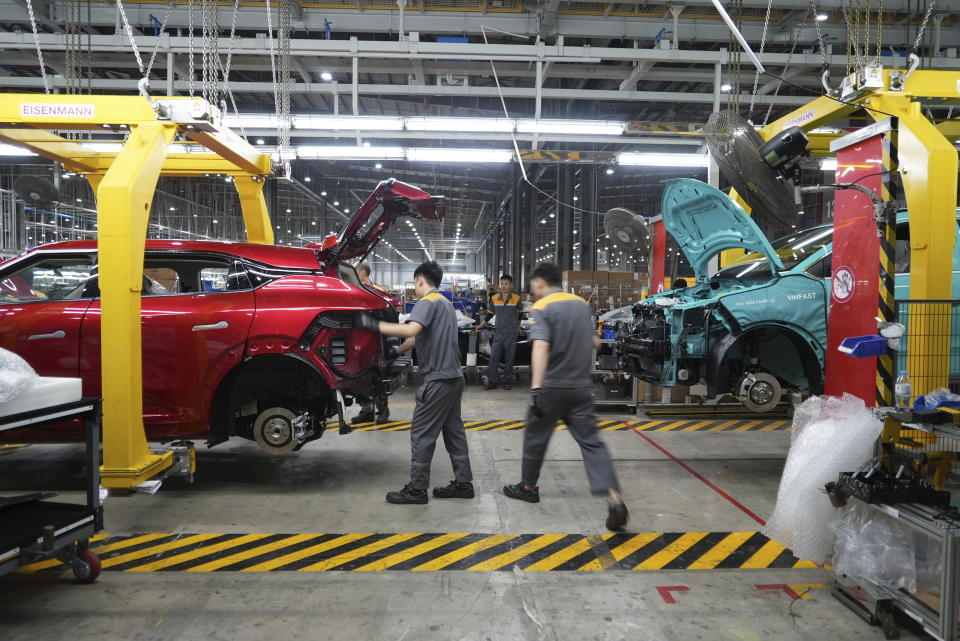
<box><xmin>0</xmin><ymin>179</ymin><xmax>442</xmax><ymax>451</ymax></box>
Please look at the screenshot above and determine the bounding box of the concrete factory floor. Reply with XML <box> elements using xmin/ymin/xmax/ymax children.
<box><xmin>0</xmin><ymin>384</ymin><xmax>924</xmax><ymax>641</ymax></box>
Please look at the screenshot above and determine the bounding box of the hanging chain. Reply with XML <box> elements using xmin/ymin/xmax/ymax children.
<box><xmin>763</xmin><ymin>3</ymin><xmax>814</xmax><ymax>126</ymax></box>
<box><xmin>188</xmin><ymin>0</ymin><xmax>196</xmax><ymax>97</ymax></box>
<box><xmin>265</xmin><ymin>0</ymin><xmax>282</xmax><ymax>148</ymax></box>
<box><xmin>85</xmin><ymin>0</ymin><xmax>92</xmax><ymax>95</ymax></box>
<box><xmin>115</xmin><ymin>0</ymin><xmax>145</xmax><ymax>75</ymax></box>
<box><xmin>912</xmin><ymin>0</ymin><xmax>936</xmax><ymax>54</ymax></box>
<box><xmin>145</xmin><ymin>0</ymin><xmax>176</xmax><ymax>81</ymax></box>
<box><xmin>726</xmin><ymin>0</ymin><xmax>743</xmax><ymax>112</ymax></box>
<box><xmin>201</xmin><ymin>0</ymin><xmax>219</xmax><ymax>105</ymax></box>
<box><xmin>875</xmin><ymin>0</ymin><xmax>883</xmax><ymax>66</ymax></box>
<box><xmin>220</xmin><ymin>0</ymin><xmax>247</xmax><ymax>139</ymax></box>
<box><xmin>278</xmin><ymin>0</ymin><xmax>293</xmax><ymax>158</ymax></box>
<box><xmin>25</xmin><ymin>0</ymin><xmax>50</xmax><ymax>93</ymax></box>
<box><xmin>747</xmin><ymin>0</ymin><xmax>774</xmax><ymax>118</ymax></box>
<box><xmin>64</xmin><ymin>0</ymin><xmax>80</xmax><ymax>95</ymax></box>
<box><xmin>841</xmin><ymin>1</ymin><xmax>854</xmax><ymax>76</ymax></box>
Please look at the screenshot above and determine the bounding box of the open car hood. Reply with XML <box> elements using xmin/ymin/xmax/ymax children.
<box><xmin>660</xmin><ymin>178</ymin><xmax>783</xmax><ymax>280</ymax></box>
<box><xmin>318</xmin><ymin>179</ymin><xmax>444</xmax><ymax>263</ymax></box>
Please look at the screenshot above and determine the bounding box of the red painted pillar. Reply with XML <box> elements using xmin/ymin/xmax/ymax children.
<box><xmin>824</xmin><ymin>129</ymin><xmax>888</xmax><ymax>404</ymax></box>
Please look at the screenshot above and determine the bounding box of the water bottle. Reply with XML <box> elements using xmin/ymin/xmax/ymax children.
<box><xmin>895</xmin><ymin>370</ymin><xmax>912</xmax><ymax>410</ymax></box>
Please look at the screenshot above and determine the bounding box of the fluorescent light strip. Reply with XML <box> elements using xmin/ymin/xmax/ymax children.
<box><xmin>516</xmin><ymin>119</ymin><xmax>625</xmax><ymax>136</ymax></box>
<box><xmin>617</xmin><ymin>152</ymin><xmax>709</xmax><ymax>167</ymax></box>
<box><xmin>227</xmin><ymin>114</ymin><xmax>629</xmax><ymax>136</ymax></box>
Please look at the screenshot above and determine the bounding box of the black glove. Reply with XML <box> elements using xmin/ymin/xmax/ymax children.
<box><xmin>386</xmin><ymin>345</ymin><xmax>399</xmax><ymax>361</ymax></box>
<box><xmin>356</xmin><ymin>312</ymin><xmax>381</xmax><ymax>332</ymax></box>
<box><xmin>529</xmin><ymin>388</ymin><xmax>545</xmax><ymax>419</ymax></box>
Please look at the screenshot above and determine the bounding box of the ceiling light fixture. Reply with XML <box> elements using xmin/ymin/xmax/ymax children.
<box><xmin>617</xmin><ymin>152</ymin><xmax>710</xmax><ymax>167</ymax></box>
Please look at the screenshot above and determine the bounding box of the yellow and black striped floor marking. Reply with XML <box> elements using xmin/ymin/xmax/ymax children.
<box><xmin>353</xmin><ymin>419</ymin><xmax>791</xmax><ymax>432</ymax></box>
<box><xmin>20</xmin><ymin>531</ymin><xmax>816</xmax><ymax>573</ymax></box>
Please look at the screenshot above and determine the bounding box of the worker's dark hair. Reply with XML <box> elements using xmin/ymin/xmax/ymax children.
<box><xmin>529</xmin><ymin>262</ymin><xmax>562</xmax><ymax>287</ymax></box>
<box><xmin>356</xmin><ymin>262</ymin><xmax>371</xmax><ymax>277</ymax></box>
<box><xmin>673</xmin><ymin>278</ymin><xmax>688</xmax><ymax>289</ymax></box>
<box><xmin>414</xmin><ymin>260</ymin><xmax>443</xmax><ymax>288</ymax></box>
<box><xmin>499</xmin><ymin>274</ymin><xmax>513</xmax><ymax>283</ymax></box>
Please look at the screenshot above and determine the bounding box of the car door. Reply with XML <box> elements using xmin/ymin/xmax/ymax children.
<box><xmin>0</xmin><ymin>251</ymin><xmax>96</xmax><ymax>378</ymax></box>
<box><xmin>80</xmin><ymin>252</ymin><xmax>256</xmax><ymax>439</ymax></box>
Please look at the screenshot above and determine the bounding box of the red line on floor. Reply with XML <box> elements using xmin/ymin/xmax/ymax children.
<box><xmin>656</xmin><ymin>585</ymin><xmax>689</xmax><ymax>604</ymax></box>
<box><xmin>631</xmin><ymin>429</ymin><xmax>767</xmax><ymax>526</ymax></box>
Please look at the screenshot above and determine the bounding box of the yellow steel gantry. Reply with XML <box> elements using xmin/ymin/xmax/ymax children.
<box><xmin>743</xmin><ymin>70</ymin><xmax>960</xmax><ymax>391</ymax></box>
<box><xmin>0</xmin><ymin>93</ymin><xmax>275</xmax><ymax>488</ymax></box>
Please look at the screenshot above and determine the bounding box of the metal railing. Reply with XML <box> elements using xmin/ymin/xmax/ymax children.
<box><xmin>896</xmin><ymin>300</ymin><xmax>960</xmax><ymax>397</ymax></box>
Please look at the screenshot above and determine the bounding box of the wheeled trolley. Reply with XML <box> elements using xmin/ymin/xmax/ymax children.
<box><xmin>0</xmin><ymin>398</ymin><xmax>104</xmax><ymax>582</ymax></box>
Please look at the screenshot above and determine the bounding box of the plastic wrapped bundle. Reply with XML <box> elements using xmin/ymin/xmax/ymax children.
<box><xmin>832</xmin><ymin>501</ymin><xmax>921</xmax><ymax>594</ymax></box>
<box><xmin>763</xmin><ymin>393</ymin><xmax>882</xmax><ymax>562</ymax></box>
<box><xmin>0</xmin><ymin>347</ymin><xmax>38</xmax><ymax>403</ymax></box>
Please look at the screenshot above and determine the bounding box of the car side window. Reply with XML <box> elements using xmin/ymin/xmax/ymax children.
<box><xmin>806</xmin><ymin>254</ymin><xmax>832</xmax><ymax>279</ymax></box>
<box><xmin>142</xmin><ymin>255</ymin><xmax>250</xmax><ymax>296</ymax></box>
<box><xmin>0</xmin><ymin>255</ymin><xmax>96</xmax><ymax>304</ymax></box>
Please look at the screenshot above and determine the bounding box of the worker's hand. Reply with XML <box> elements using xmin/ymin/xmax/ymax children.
<box><xmin>355</xmin><ymin>312</ymin><xmax>381</xmax><ymax>333</ymax></box>
<box><xmin>529</xmin><ymin>388</ymin><xmax>545</xmax><ymax>419</ymax></box>
<box><xmin>385</xmin><ymin>345</ymin><xmax>399</xmax><ymax>361</ymax></box>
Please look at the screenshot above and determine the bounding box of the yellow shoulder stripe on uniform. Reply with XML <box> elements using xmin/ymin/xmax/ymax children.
<box><xmin>492</xmin><ymin>294</ymin><xmax>503</xmax><ymax>304</ymax></box>
<box><xmin>422</xmin><ymin>292</ymin><xmax>445</xmax><ymax>302</ymax></box>
<box><xmin>532</xmin><ymin>291</ymin><xmax>587</xmax><ymax>310</ymax></box>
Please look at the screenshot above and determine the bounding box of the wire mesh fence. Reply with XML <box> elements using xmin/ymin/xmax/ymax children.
<box><xmin>896</xmin><ymin>300</ymin><xmax>960</xmax><ymax>398</ymax></box>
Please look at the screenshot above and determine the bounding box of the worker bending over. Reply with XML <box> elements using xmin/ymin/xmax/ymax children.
<box><xmin>358</xmin><ymin>261</ymin><xmax>474</xmax><ymax>504</ymax></box>
<box><xmin>476</xmin><ymin>274</ymin><xmax>522</xmax><ymax>390</ymax></box>
<box><xmin>353</xmin><ymin>262</ymin><xmax>390</xmax><ymax>425</ymax></box>
<box><xmin>503</xmin><ymin>262</ymin><xmax>628</xmax><ymax>531</ymax></box>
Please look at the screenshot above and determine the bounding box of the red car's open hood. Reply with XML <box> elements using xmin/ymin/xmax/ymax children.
<box><xmin>317</xmin><ymin>179</ymin><xmax>444</xmax><ymax>263</ymax></box>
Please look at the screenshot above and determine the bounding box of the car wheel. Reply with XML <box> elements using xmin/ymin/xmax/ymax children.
<box><xmin>253</xmin><ymin>406</ymin><xmax>307</xmax><ymax>454</ymax></box>
<box><xmin>736</xmin><ymin>372</ymin><xmax>782</xmax><ymax>413</ymax></box>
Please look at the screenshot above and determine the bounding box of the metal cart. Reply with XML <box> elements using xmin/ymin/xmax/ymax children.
<box><xmin>0</xmin><ymin>398</ymin><xmax>104</xmax><ymax>582</ymax></box>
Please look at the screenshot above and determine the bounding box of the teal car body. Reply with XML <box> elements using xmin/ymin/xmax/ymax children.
<box><xmin>617</xmin><ymin>178</ymin><xmax>960</xmax><ymax>409</ymax></box>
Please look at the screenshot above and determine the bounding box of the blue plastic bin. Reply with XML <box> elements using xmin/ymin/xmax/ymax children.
<box><xmin>838</xmin><ymin>335</ymin><xmax>888</xmax><ymax>358</ymax></box>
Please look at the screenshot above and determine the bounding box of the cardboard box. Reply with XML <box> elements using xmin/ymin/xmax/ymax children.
<box><xmin>607</xmin><ymin>271</ymin><xmax>640</xmax><ymax>286</ymax></box>
<box><xmin>563</xmin><ymin>270</ymin><xmax>608</xmax><ymax>293</ymax></box>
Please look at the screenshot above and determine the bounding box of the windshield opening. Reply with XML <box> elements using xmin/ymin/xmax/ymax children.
<box><xmin>713</xmin><ymin>225</ymin><xmax>833</xmax><ymax>280</ymax></box>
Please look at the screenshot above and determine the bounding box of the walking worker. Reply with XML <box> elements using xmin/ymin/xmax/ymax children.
<box><xmin>476</xmin><ymin>274</ymin><xmax>522</xmax><ymax>390</ymax></box>
<box><xmin>353</xmin><ymin>263</ymin><xmax>390</xmax><ymax>425</ymax></box>
<box><xmin>357</xmin><ymin>260</ymin><xmax>474</xmax><ymax>504</ymax></box>
<box><xmin>502</xmin><ymin>262</ymin><xmax>628</xmax><ymax>531</ymax></box>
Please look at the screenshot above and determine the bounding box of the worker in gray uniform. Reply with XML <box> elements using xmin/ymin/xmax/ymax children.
<box><xmin>357</xmin><ymin>260</ymin><xmax>474</xmax><ymax>504</ymax></box>
<box><xmin>502</xmin><ymin>262</ymin><xmax>628</xmax><ymax>531</ymax></box>
<box><xmin>475</xmin><ymin>274</ymin><xmax>522</xmax><ymax>390</ymax></box>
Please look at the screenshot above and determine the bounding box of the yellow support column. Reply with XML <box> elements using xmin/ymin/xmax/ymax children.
<box><xmin>234</xmin><ymin>175</ymin><xmax>275</xmax><ymax>245</ymax></box>
<box><xmin>873</xmin><ymin>95</ymin><xmax>958</xmax><ymax>391</ymax></box>
<box><xmin>97</xmin><ymin>122</ymin><xmax>176</xmax><ymax>488</ymax></box>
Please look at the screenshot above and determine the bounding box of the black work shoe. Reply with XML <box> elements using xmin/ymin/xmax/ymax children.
<box><xmin>503</xmin><ymin>482</ymin><xmax>540</xmax><ymax>503</ymax></box>
<box><xmin>503</xmin><ymin>383</ymin><xmax>513</xmax><ymax>390</ymax></box>
<box><xmin>484</xmin><ymin>383</ymin><xmax>498</xmax><ymax>390</ymax></box>
<box><xmin>351</xmin><ymin>413</ymin><xmax>375</xmax><ymax>425</ymax></box>
<box><xmin>386</xmin><ymin>484</ymin><xmax>428</xmax><ymax>504</ymax></box>
<box><xmin>433</xmin><ymin>480</ymin><xmax>475</xmax><ymax>499</ymax></box>
<box><xmin>375</xmin><ymin>412</ymin><xmax>391</xmax><ymax>425</ymax></box>
<box><xmin>606</xmin><ymin>499</ymin><xmax>629</xmax><ymax>531</ymax></box>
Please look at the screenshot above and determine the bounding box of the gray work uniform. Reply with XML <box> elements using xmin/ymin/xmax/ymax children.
<box><xmin>522</xmin><ymin>288</ymin><xmax>620</xmax><ymax>496</ymax></box>
<box><xmin>407</xmin><ymin>290</ymin><xmax>472</xmax><ymax>490</ymax></box>
<box><xmin>485</xmin><ymin>291</ymin><xmax>523</xmax><ymax>385</ymax></box>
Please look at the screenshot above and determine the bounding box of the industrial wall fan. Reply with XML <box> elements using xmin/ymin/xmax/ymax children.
<box><xmin>14</xmin><ymin>175</ymin><xmax>62</xmax><ymax>209</ymax></box>
<box><xmin>701</xmin><ymin>110</ymin><xmax>806</xmax><ymax>228</ymax></box>
<box><xmin>603</xmin><ymin>207</ymin><xmax>652</xmax><ymax>260</ymax></box>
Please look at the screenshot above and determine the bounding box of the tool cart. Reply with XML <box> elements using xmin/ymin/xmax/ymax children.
<box><xmin>0</xmin><ymin>397</ymin><xmax>104</xmax><ymax>582</ymax></box>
